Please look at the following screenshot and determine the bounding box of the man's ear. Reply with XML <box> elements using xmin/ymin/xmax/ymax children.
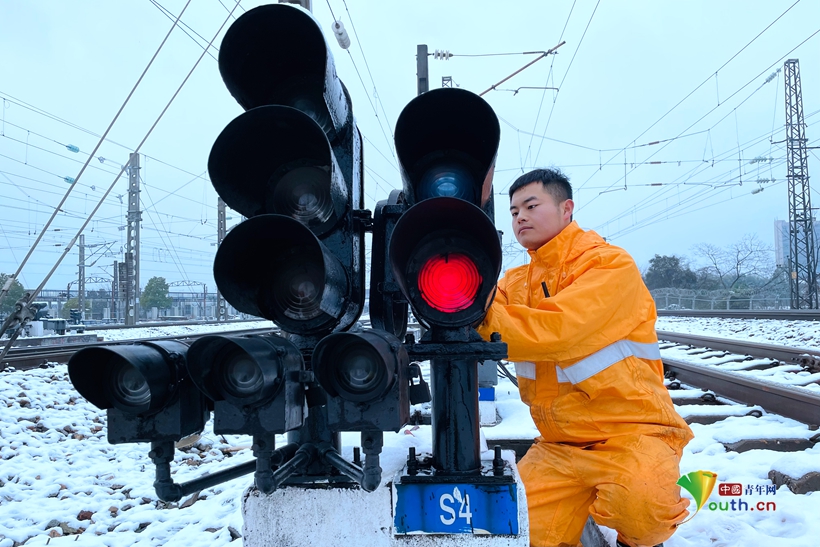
<box><xmin>563</xmin><ymin>199</ymin><xmax>575</xmax><ymax>222</ymax></box>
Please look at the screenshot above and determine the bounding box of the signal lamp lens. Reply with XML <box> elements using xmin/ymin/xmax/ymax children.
<box><xmin>109</xmin><ymin>362</ymin><xmax>150</xmax><ymax>409</ymax></box>
<box><xmin>269</xmin><ymin>165</ymin><xmax>333</xmax><ymax>227</ymax></box>
<box><xmin>418</xmin><ymin>253</ymin><xmax>481</xmax><ymax>313</ymax></box>
<box><xmin>418</xmin><ymin>161</ymin><xmax>475</xmax><ymax>201</ymax></box>
<box><xmin>337</xmin><ymin>347</ymin><xmax>382</xmax><ymax>395</ymax></box>
<box><xmin>221</xmin><ymin>350</ymin><xmax>264</xmax><ymax>398</ymax></box>
<box><xmin>272</xmin><ymin>257</ymin><xmax>324</xmax><ymax>321</ymax></box>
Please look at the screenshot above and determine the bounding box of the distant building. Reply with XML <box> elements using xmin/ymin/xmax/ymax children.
<box><xmin>774</xmin><ymin>219</ymin><xmax>820</xmax><ymax>269</ymax></box>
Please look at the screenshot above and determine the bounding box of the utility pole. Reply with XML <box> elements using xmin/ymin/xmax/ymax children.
<box><xmin>78</xmin><ymin>234</ymin><xmax>86</xmax><ymax>320</ymax></box>
<box><xmin>417</xmin><ymin>44</ymin><xmax>429</xmax><ymax>96</ymax></box>
<box><xmin>216</xmin><ymin>197</ymin><xmax>228</xmax><ymax>321</ymax></box>
<box><xmin>784</xmin><ymin>59</ymin><xmax>817</xmax><ymax>309</ymax></box>
<box><xmin>125</xmin><ymin>153</ymin><xmax>141</xmax><ymax>325</ymax></box>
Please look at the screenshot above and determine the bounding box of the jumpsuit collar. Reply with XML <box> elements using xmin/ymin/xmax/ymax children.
<box><xmin>527</xmin><ymin>220</ymin><xmax>586</xmax><ymax>267</ymax></box>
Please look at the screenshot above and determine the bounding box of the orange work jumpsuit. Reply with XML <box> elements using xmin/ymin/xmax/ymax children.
<box><xmin>478</xmin><ymin>221</ymin><xmax>693</xmax><ymax>547</ymax></box>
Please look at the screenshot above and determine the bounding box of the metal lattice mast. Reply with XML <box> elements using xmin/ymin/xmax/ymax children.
<box><xmin>784</xmin><ymin>59</ymin><xmax>818</xmax><ymax>309</ymax></box>
<box><xmin>125</xmin><ymin>153</ymin><xmax>141</xmax><ymax>325</ymax></box>
<box><xmin>78</xmin><ymin>234</ymin><xmax>86</xmax><ymax>320</ymax></box>
<box><xmin>216</xmin><ymin>197</ymin><xmax>227</xmax><ymax>322</ymax></box>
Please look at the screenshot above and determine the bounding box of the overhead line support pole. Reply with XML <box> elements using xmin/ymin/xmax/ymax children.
<box><xmin>78</xmin><ymin>234</ymin><xmax>86</xmax><ymax>320</ymax></box>
<box><xmin>216</xmin><ymin>197</ymin><xmax>227</xmax><ymax>322</ymax></box>
<box><xmin>125</xmin><ymin>153</ymin><xmax>141</xmax><ymax>325</ymax></box>
<box><xmin>417</xmin><ymin>44</ymin><xmax>429</xmax><ymax>96</ymax></box>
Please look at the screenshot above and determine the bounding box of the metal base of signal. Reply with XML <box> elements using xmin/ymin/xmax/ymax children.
<box><xmin>241</xmin><ymin>447</ymin><xmax>528</xmax><ymax>546</ymax></box>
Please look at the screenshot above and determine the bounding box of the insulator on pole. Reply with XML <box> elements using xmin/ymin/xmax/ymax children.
<box><xmin>64</xmin><ymin>176</ymin><xmax>76</xmax><ymax>184</ymax></box>
<box><xmin>434</xmin><ymin>49</ymin><xmax>452</xmax><ymax>60</ymax></box>
<box><xmin>333</xmin><ymin>20</ymin><xmax>350</xmax><ymax>49</ymax></box>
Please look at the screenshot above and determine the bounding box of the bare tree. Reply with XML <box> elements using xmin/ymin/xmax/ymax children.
<box><xmin>692</xmin><ymin>234</ymin><xmax>775</xmax><ymax>289</ymax></box>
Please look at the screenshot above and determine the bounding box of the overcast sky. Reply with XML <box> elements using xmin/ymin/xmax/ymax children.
<box><xmin>1</xmin><ymin>0</ymin><xmax>818</xmax><ymax>294</ymax></box>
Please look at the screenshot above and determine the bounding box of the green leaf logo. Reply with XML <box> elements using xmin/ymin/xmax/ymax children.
<box><xmin>676</xmin><ymin>470</ymin><xmax>718</xmax><ymax>524</ymax></box>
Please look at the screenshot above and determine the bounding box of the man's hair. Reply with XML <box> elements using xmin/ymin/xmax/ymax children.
<box><xmin>508</xmin><ymin>168</ymin><xmax>572</xmax><ymax>203</ymax></box>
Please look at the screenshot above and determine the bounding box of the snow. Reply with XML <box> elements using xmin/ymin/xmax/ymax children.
<box><xmin>0</xmin><ymin>317</ymin><xmax>818</xmax><ymax>546</ymax></box>
<box><xmin>82</xmin><ymin>320</ymin><xmax>276</xmax><ymax>342</ymax></box>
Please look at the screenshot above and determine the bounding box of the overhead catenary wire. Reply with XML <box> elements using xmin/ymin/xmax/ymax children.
<box><xmin>517</xmin><ymin>0</ymin><xmax>577</xmax><ymax>174</ymax></box>
<box><xmin>531</xmin><ymin>0</ymin><xmax>601</xmax><ymax>168</ymax></box>
<box><xmin>575</xmin><ymin>0</ymin><xmax>806</xmax><ymax>195</ymax></box>
<box><xmin>0</xmin><ymin>92</ymin><xmax>218</xmax><ymax>207</ymax></box>
<box><xmin>149</xmin><ymin>0</ymin><xmax>219</xmax><ymax>61</ymax></box>
<box><xmin>582</xmin><ymin>27</ymin><xmax>820</xmax><ymax>216</ymax></box>
<box><xmin>0</xmin><ymin>0</ymin><xmax>194</xmax><ymax>305</ymax></box>
<box><xmin>0</xmin><ymin>1</ymin><xmax>240</xmax><ymax>347</ymax></box>
<box><xmin>339</xmin><ymin>0</ymin><xmax>395</xmax><ymax>149</ymax></box>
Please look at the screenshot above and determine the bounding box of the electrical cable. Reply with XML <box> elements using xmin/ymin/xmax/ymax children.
<box><xmin>340</xmin><ymin>0</ymin><xmax>397</xmax><ymax>174</ymax></box>
<box><xmin>497</xmin><ymin>361</ymin><xmax>518</xmax><ymax>388</ymax></box>
<box><xmin>149</xmin><ymin>0</ymin><xmax>219</xmax><ymax>61</ymax></box>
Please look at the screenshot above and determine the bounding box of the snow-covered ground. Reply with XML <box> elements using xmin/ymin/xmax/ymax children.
<box><xmin>83</xmin><ymin>320</ymin><xmax>276</xmax><ymax>342</ymax></box>
<box><xmin>0</xmin><ymin>317</ymin><xmax>818</xmax><ymax>546</ymax></box>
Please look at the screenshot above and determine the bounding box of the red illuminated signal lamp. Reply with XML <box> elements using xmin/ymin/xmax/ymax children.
<box><xmin>389</xmin><ymin>196</ymin><xmax>502</xmax><ymax>329</ymax></box>
<box><xmin>418</xmin><ymin>254</ymin><xmax>481</xmax><ymax>313</ymax></box>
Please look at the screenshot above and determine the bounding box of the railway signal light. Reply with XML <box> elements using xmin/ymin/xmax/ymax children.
<box><xmin>394</xmin><ymin>87</ymin><xmax>500</xmax><ymax>216</ymax></box>
<box><xmin>208</xmin><ymin>3</ymin><xmax>364</xmax><ymax>337</ymax></box>
<box><xmin>390</xmin><ymin>88</ymin><xmax>503</xmax><ymax>329</ymax></box>
<box><xmin>67</xmin><ymin>340</ymin><xmax>209</xmax><ymax>445</ymax></box>
<box><xmin>313</xmin><ymin>329</ymin><xmax>423</xmax><ymax>432</ymax></box>
<box><xmin>186</xmin><ymin>334</ymin><xmax>306</xmax><ymax>436</ymax></box>
<box><xmin>390</xmin><ymin>197</ymin><xmax>502</xmax><ymax>329</ymax></box>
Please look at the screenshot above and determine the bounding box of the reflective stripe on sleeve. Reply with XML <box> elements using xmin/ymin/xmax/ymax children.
<box><xmin>556</xmin><ymin>340</ymin><xmax>661</xmax><ymax>384</ymax></box>
<box><xmin>514</xmin><ymin>361</ymin><xmax>536</xmax><ymax>380</ymax></box>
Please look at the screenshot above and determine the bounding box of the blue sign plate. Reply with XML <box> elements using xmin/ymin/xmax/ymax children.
<box><xmin>394</xmin><ymin>480</ymin><xmax>519</xmax><ymax>535</ymax></box>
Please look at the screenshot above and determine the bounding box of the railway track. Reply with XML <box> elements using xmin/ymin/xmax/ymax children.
<box><xmin>657</xmin><ymin>309</ymin><xmax>820</xmax><ymax>320</ymax></box>
<box><xmin>0</xmin><ymin>326</ymin><xmax>278</xmax><ymax>372</ymax></box>
<box><xmin>657</xmin><ymin>330</ymin><xmax>820</xmax><ymax>426</ymax></box>
<box><xmin>655</xmin><ymin>330</ymin><xmax>820</xmax><ymax>493</ymax></box>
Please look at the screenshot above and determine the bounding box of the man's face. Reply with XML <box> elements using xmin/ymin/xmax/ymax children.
<box><xmin>509</xmin><ymin>182</ymin><xmax>574</xmax><ymax>250</ymax></box>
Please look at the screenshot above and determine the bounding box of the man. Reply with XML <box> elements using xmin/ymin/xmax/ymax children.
<box><xmin>477</xmin><ymin>168</ymin><xmax>693</xmax><ymax>547</ymax></box>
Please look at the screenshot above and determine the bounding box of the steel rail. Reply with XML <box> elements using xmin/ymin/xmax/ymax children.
<box><xmin>662</xmin><ymin>357</ymin><xmax>820</xmax><ymax>427</ymax></box>
<box><xmin>1</xmin><ymin>326</ymin><xmax>278</xmax><ymax>372</ymax></box>
<box><xmin>87</xmin><ymin>318</ymin><xmax>269</xmax><ymax>331</ymax></box>
<box><xmin>657</xmin><ymin>330</ymin><xmax>820</xmax><ymax>370</ymax></box>
<box><xmin>658</xmin><ymin>309</ymin><xmax>820</xmax><ymax>320</ymax></box>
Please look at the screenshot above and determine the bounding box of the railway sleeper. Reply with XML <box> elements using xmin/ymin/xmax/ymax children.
<box><xmin>723</xmin><ymin>436</ymin><xmax>819</xmax><ymax>453</ymax></box>
<box><xmin>678</xmin><ymin>407</ymin><xmax>763</xmax><ymax>426</ymax></box>
<box><xmin>768</xmin><ymin>469</ymin><xmax>820</xmax><ymax>494</ymax></box>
